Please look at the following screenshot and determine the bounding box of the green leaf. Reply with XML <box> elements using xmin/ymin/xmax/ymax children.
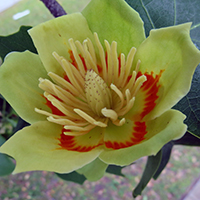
<box><xmin>174</xmin><ymin>132</ymin><xmax>200</xmax><ymax>146</ymax></box>
<box><xmin>56</xmin><ymin>171</ymin><xmax>86</xmax><ymax>185</ymax></box>
<box><xmin>132</xmin><ymin>150</ymin><xmax>162</xmax><ymax>198</ymax></box>
<box><xmin>173</xmin><ymin>66</ymin><xmax>200</xmax><ymax>138</ymax></box>
<box><xmin>153</xmin><ymin>142</ymin><xmax>173</xmax><ymax>180</ymax></box>
<box><xmin>153</xmin><ymin>132</ymin><xmax>200</xmax><ymax>180</ymax></box>
<box><xmin>0</xmin><ymin>26</ymin><xmax>37</xmax><ymax>60</ymax></box>
<box><xmin>153</xmin><ymin>133</ymin><xmax>200</xmax><ymax>180</ymax></box>
<box><xmin>0</xmin><ymin>135</ymin><xmax>15</xmax><ymax>176</ymax></box>
<box><xmin>125</xmin><ymin>0</ymin><xmax>200</xmax><ymax>43</ymax></box>
<box><xmin>126</xmin><ymin>0</ymin><xmax>200</xmax><ymax>138</ymax></box>
<box><xmin>106</xmin><ymin>165</ymin><xmax>125</xmax><ymax>177</ymax></box>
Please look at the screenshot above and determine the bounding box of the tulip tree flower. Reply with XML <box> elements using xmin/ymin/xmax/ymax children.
<box><xmin>0</xmin><ymin>0</ymin><xmax>200</xmax><ymax>181</ymax></box>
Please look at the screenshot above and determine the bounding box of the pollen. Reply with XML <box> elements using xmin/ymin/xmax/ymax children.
<box><xmin>35</xmin><ymin>32</ymin><xmax>147</xmax><ymax>136</ymax></box>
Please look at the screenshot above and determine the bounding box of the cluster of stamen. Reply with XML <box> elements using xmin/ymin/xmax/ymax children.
<box><xmin>35</xmin><ymin>33</ymin><xmax>147</xmax><ymax>136</ymax></box>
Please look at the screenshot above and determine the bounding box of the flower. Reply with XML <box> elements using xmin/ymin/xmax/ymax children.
<box><xmin>0</xmin><ymin>0</ymin><xmax>200</xmax><ymax>181</ymax></box>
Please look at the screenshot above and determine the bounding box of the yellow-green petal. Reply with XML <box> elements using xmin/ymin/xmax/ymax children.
<box><xmin>99</xmin><ymin>109</ymin><xmax>187</xmax><ymax>166</ymax></box>
<box><xmin>0</xmin><ymin>51</ymin><xmax>50</xmax><ymax>124</ymax></box>
<box><xmin>0</xmin><ymin>121</ymin><xmax>102</xmax><ymax>174</ymax></box>
<box><xmin>82</xmin><ymin>0</ymin><xmax>145</xmax><ymax>54</ymax></box>
<box><xmin>77</xmin><ymin>158</ymin><xmax>108</xmax><ymax>181</ymax></box>
<box><xmin>133</xmin><ymin>23</ymin><xmax>200</xmax><ymax>120</ymax></box>
<box><xmin>29</xmin><ymin>13</ymin><xmax>95</xmax><ymax>77</ymax></box>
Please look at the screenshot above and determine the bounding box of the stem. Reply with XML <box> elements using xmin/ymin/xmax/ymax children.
<box><xmin>40</xmin><ymin>0</ymin><xmax>67</xmax><ymax>18</ymax></box>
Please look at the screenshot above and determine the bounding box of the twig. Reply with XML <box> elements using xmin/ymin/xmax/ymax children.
<box><xmin>40</xmin><ymin>0</ymin><xmax>67</xmax><ymax>18</ymax></box>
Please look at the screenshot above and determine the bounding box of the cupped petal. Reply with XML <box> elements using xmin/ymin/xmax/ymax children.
<box><xmin>0</xmin><ymin>121</ymin><xmax>102</xmax><ymax>174</ymax></box>
<box><xmin>82</xmin><ymin>0</ymin><xmax>145</xmax><ymax>54</ymax></box>
<box><xmin>77</xmin><ymin>158</ymin><xmax>108</xmax><ymax>181</ymax></box>
<box><xmin>133</xmin><ymin>23</ymin><xmax>200</xmax><ymax>120</ymax></box>
<box><xmin>99</xmin><ymin>109</ymin><xmax>187</xmax><ymax>166</ymax></box>
<box><xmin>29</xmin><ymin>13</ymin><xmax>95</xmax><ymax>77</ymax></box>
<box><xmin>0</xmin><ymin>51</ymin><xmax>50</xmax><ymax>124</ymax></box>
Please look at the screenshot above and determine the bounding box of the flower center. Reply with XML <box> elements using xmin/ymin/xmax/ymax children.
<box><xmin>35</xmin><ymin>32</ymin><xmax>147</xmax><ymax>135</ymax></box>
<box><xmin>85</xmin><ymin>69</ymin><xmax>112</xmax><ymax>116</ymax></box>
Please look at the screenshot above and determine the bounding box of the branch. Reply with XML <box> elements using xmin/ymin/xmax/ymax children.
<box><xmin>40</xmin><ymin>0</ymin><xmax>67</xmax><ymax>18</ymax></box>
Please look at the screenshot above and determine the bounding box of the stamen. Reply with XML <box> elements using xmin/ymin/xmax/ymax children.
<box><xmin>48</xmin><ymin>116</ymin><xmax>94</xmax><ymax>128</ymax></box>
<box><xmin>124</xmin><ymin>47</ymin><xmax>136</xmax><ymax>78</ymax></box>
<box><xmin>52</xmin><ymin>51</ymin><xmax>63</xmax><ymax>66</ymax></box>
<box><xmin>110</xmin><ymin>83</ymin><xmax>124</xmax><ymax>110</ymax></box>
<box><xmin>64</xmin><ymin>124</ymin><xmax>95</xmax><ymax>132</ymax></box>
<box><xmin>52</xmin><ymin>52</ymin><xmax>86</xmax><ymax>99</ymax></box>
<box><xmin>118</xmin><ymin>97</ymin><xmax>135</xmax><ymax>116</ymax></box>
<box><xmin>83</xmin><ymin>40</ymin><xmax>99</xmax><ymax>72</ymax></box>
<box><xmin>94</xmin><ymin>33</ymin><xmax>107</xmax><ymax>81</ymax></box>
<box><xmin>135</xmin><ymin>59</ymin><xmax>141</xmax><ymax>73</ymax></box>
<box><xmin>68</xmin><ymin>38</ymin><xmax>86</xmax><ymax>76</ymax></box>
<box><xmin>63</xmin><ymin>130</ymin><xmax>88</xmax><ymax>136</ymax></box>
<box><xmin>60</xmin><ymin>58</ymin><xmax>85</xmax><ymax>96</ymax></box>
<box><xmin>74</xmin><ymin>40</ymin><xmax>85</xmax><ymax>58</ymax></box>
<box><xmin>112</xmin><ymin>118</ymin><xmax>126</xmax><ymax>126</ymax></box>
<box><xmin>39</xmin><ymin>78</ymin><xmax>55</xmax><ymax>95</ymax></box>
<box><xmin>86</xmin><ymin>37</ymin><xmax>97</xmax><ymax>64</ymax></box>
<box><xmin>101</xmin><ymin>108</ymin><xmax>118</xmax><ymax>121</ymax></box>
<box><xmin>101</xmin><ymin>108</ymin><xmax>126</xmax><ymax>126</ymax></box>
<box><xmin>53</xmin><ymin>86</ymin><xmax>90</xmax><ymax>111</ymax></box>
<box><xmin>45</xmin><ymin>92</ymin><xmax>81</xmax><ymax>119</ymax></box>
<box><xmin>123</xmin><ymin>71</ymin><xmax>137</xmax><ymax>92</ymax></box>
<box><xmin>104</xmin><ymin>40</ymin><xmax>112</xmax><ymax>85</ymax></box>
<box><xmin>74</xmin><ymin>109</ymin><xmax>107</xmax><ymax>127</ymax></box>
<box><xmin>118</xmin><ymin>53</ymin><xmax>126</xmax><ymax>85</ymax></box>
<box><xmin>110</xmin><ymin>41</ymin><xmax>118</xmax><ymax>83</ymax></box>
<box><xmin>125</xmin><ymin>89</ymin><xmax>131</xmax><ymax>103</ymax></box>
<box><xmin>48</xmin><ymin>72</ymin><xmax>81</xmax><ymax>98</ymax></box>
<box><xmin>75</xmin><ymin>40</ymin><xmax>92</xmax><ymax>72</ymax></box>
<box><xmin>47</xmin><ymin>116</ymin><xmax>76</xmax><ymax>125</ymax></box>
<box><xmin>35</xmin><ymin>108</ymin><xmax>61</xmax><ymax>118</ymax></box>
<box><xmin>39</xmin><ymin>78</ymin><xmax>89</xmax><ymax>111</ymax></box>
<box><xmin>132</xmin><ymin>75</ymin><xmax>147</xmax><ymax>96</ymax></box>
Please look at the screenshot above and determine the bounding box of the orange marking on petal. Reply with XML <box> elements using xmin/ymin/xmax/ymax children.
<box><xmin>133</xmin><ymin>121</ymin><xmax>146</xmax><ymax>133</ymax></box>
<box><xmin>104</xmin><ymin>141</ymin><xmax>112</xmax><ymax>148</ymax></box>
<box><xmin>97</xmin><ymin>64</ymin><xmax>103</xmax><ymax>75</ymax></box>
<box><xmin>118</xmin><ymin>54</ymin><xmax>121</xmax><ymax>76</ymax></box>
<box><xmin>137</xmin><ymin>70</ymin><xmax>164</xmax><ymax>119</ymax></box>
<box><xmin>79</xmin><ymin>54</ymin><xmax>87</xmax><ymax>71</ymax></box>
<box><xmin>127</xmin><ymin>75</ymin><xmax>132</xmax><ymax>83</ymax></box>
<box><xmin>105</xmin><ymin>121</ymin><xmax>147</xmax><ymax>150</ymax></box>
<box><xmin>58</xmin><ymin>128</ymin><xmax>101</xmax><ymax>152</ymax></box>
<box><xmin>43</xmin><ymin>95</ymin><xmax>65</xmax><ymax>116</ymax></box>
<box><xmin>68</xmin><ymin>50</ymin><xmax>87</xmax><ymax>71</ymax></box>
<box><xmin>63</xmin><ymin>73</ymin><xmax>71</xmax><ymax>84</ymax></box>
<box><xmin>133</xmin><ymin>121</ymin><xmax>147</xmax><ymax>140</ymax></box>
<box><xmin>69</xmin><ymin>50</ymin><xmax>78</xmax><ymax>69</ymax></box>
<box><xmin>105</xmin><ymin>52</ymin><xmax>108</xmax><ymax>71</ymax></box>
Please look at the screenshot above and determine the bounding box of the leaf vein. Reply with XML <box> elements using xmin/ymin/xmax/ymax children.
<box><xmin>139</xmin><ymin>0</ymin><xmax>155</xmax><ymax>29</ymax></box>
<box><xmin>191</xmin><ymin>23</ymin><xmax>200</xmax><ymax>30</ymax></box>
